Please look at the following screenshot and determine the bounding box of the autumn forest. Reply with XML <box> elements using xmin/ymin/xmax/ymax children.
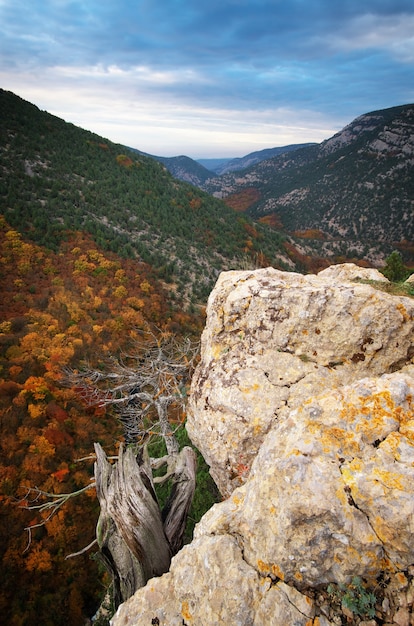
<box><xmin>1</xmin><ymin>88</ymin><xmax>413</xmax><ymax>625</ymax></box>
<box><xmin>0</xmin><ymin>217</ymin><xmax>207</xmax><ymax>625</ymax></box>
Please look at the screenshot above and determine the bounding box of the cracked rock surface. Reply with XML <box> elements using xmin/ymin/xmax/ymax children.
<box><xmin>195</xmin><ymin>372</ymin><xmax>414</xmax><ymax>588</ymax></box>
<box><xmin>111</xmin><ymin>265</ymin><xmax>414</xmax><ymax>626</ymax></box>
<box><xmin>188</xmin><ymin>265</ymin><xmax>414</xmax><ymax>495</ymax></box>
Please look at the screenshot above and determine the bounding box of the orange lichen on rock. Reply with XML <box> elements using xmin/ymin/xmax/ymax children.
<box><xmin>257</xmin><ymin>560</ymin><xmax>284</xmax><ymax>580</ymax></box>
<box><xmin>399</xmin><ymin>420</ymin><xmax>414</xmax><ymax>443</ymax></box>
<box><xmin>257</xmin><ymin>559</ymin><xmax>270</xmax><ymax>574</ymax></box>
<box><xmin>320</xmin><ymin>426</ymin><xmax>359</xmax><ymax>456</ymax></box>
<box><xmin>396</xmin><ymin>302</ymin><xmax>411</xmax><ymax>322</ymax></box>
<box><xmin>232</xmin><ymin>493</ymin><xmax>244</xmax><ymax>506</ymax></box>
<box><xmin>372</xmin><ymin>468</ymin><xmax>404</xmax><ymax>490</ymax></box>
<box><xmin>339</xmin><ymin>390</ymin><xmax>414</xmax><ymax>445</ymax></box>
<box><xmin>240</xmin><ymin>382</ymin><xmax>260</xmax><ymax>393</ymax></box>
<box><xmin>343</xmin><ymin>390</ymin><xmax>392</xmax><ymax>422</ymax></box>
<box><xmin>181</xmin><ymin>600</ymin><xmax>193</xmax><ymax>622</ymax></box>
<box><xmin>271</xmin><ymin>564</ymin><xmax>285</xmax><ymax>580</ymax></box>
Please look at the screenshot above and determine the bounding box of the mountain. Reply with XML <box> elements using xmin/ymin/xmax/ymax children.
<box><xmin>2</xmin><ymin>89</ymin><xmax>410</xmax><ymax>289</ymax></box>
<box><xmin>202</xmin><ymin>104</ymin><xmax>414</xmax><ymax>251</ymax></box>
<box><xmin>154</xmin><ymin>154</ymin><xmax>215</xmax><ymax>185</ymax></box>
<box><xmin>202</xmin><ymin>143</ymin><xmax>317</xmax><ymax>175</ymax></box>
<box><xmin>0</xmin><ymin>89</ymin><xmax>292</xmax><ymax>304</ymax></box>
<box><xmin>130</xmin><ymin>148</ymin><xmax>216</xmax><ymax>186</ymax></box>
<box><xmin>132</xmin><ymin>145</ymin><xmax>315</xmax><ymax>185</ymax></box>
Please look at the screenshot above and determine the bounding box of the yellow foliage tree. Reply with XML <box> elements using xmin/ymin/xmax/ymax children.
<box><xmin>23</xmin><ymin>376</ymin><xmax>50</xmax><ymax>400</ymax></box>
<box><xmin>28</xmin><ymin>403</ymin><xmax>45</xmax><ymax>419</ymax></box>
<box><xmin>113</xmin><ymin>285</ymin><xmax>128</xmax><ymax>299</ymax></box>
<box><xmin>29</xmin><ymin>435</ymin><xmax>56</xmax><ymax>457</ymax></box>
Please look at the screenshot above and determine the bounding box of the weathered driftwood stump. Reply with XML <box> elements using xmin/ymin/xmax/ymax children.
<box><xmin>94</xmin><ymin>442</ymin><xmax>197</xmax><ymax>608</ymax></box>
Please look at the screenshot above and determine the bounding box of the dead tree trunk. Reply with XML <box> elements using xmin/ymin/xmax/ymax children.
<box><xmin>158</xmin><ymin>446</ymin><xmax>198</xmax><ymax>554</ymax></box>
<box><xmin>63</xmin><ymin>332</ymin><xmax>199</xmax><ymax>608</ymax></box>
<box><xmin>94</xmin><ymin>441</ymin><xmax>197</xmax><ymax>608</ymax></box>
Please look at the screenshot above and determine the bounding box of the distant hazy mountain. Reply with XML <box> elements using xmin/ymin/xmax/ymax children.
<box><xmin>201</xmin><ymin>144</ymin><xmax>316</xmax><ymax>175</ymax></box>
<box><xmin>203</xmin><ymin>104</ymin><xmax>414</xmax><ymax>245</ymax></box>
<box><xmin>135</xmin><ymin>144</ymin><xmax>316</xmax><ymax>186</ymax></box>
<box><xmin>129</xmin><ymin>149</ymin><xmax>216</xmax><ymax>186</ymax></box>
<box><xmin>196</xmin><ymin>158</ymin><xmax>233</xmax><ymax>172</ymax></box>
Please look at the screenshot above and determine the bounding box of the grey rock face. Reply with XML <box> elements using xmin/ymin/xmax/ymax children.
<box><xmin>112</xmin><ymin>265</ymin><xmax>414</xmax><ymax>626</ymax></box>
<box><xmin>188</xmin><ymin>265</ymin><xmax>414</xmax><ymax>495</ymax></box>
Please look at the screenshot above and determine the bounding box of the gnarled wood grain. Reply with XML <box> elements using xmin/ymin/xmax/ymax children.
<box><xmin>94</xmin><ymin>441</ymin><xmax>196</xmax><ymax>606</ymax></box>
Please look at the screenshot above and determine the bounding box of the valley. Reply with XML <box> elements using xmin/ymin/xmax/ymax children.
<box><xmin>0</xmin><ymin>88</ymin><xmax>413</xmax><ymax>625</ymax></box>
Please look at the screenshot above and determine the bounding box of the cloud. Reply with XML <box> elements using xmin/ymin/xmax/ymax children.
<box><xmin>321</xmin><ymin>12</ymin><xmax>414</xmax><ymax>62</ymax></box>
<box><xmin>0</xmin><ymin>62</ymin><xmax>338</xmax><ymax>157</ymax></box>
<box><xmin>0</xmin><ymin>0</ymin><xmax>413</xmax><ymax>156</ymax></box>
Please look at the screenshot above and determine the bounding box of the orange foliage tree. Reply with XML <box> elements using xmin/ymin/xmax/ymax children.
<box><xmin>0</xmin><ymin>216</ymin><xmax>202</xmax><ymax>625</ymax></box>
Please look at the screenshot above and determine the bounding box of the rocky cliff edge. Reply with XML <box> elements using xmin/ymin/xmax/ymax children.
<box><xmin>112</xmin><ymin>264</ymin><xmax>414</xmax><ymax>626</ymax></box>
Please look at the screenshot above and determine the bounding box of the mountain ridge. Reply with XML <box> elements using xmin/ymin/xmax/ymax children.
<box><xmin>201</xmin><ymin>103</ymin><xmax>414</xmax><ymax>251</ymax></box>
<box><xmin>131</xmin><ymin>143</ymin><xmax>316</xmax><ymax>186</ymax></box>
<box><xmin>1</xmin><ymin>88</ymin><xmax>411</xmax><ymax>287</ymax></box>
<box><xmin>0</xmin><ymin>88</ymin><xmax>293</xmax><ymax>304</ymax></box>
<box><xmin>202</xmin><ymin>143</ymin><xmax>317</xmax><ymax>175</ymax></box>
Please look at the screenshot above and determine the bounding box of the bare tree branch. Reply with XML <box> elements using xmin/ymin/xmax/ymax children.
<box><xmin>23</xmin><ymin>330</ymin><xmax>199</xmax><ymax>610</ymax></box>
<box><xmin>19</xmin><ymin>482</ymin><xmax>96</xmax><ymax>552</ymax></box>
<box><xmin>63</xmin><ymin>330</ymin><xmax>199</xmax><ymax>449</ymax></box>
<box><xmin>21</xmin><ymin>483</ymin><xmax>95</xmax><ymax>518</ymax></box>
<box><xmin>65</xmin><ymin>538</ymin><xmax>98</xmax><ymax>560</ymax></box>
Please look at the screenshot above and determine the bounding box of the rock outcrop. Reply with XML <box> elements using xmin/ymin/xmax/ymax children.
<box><xmin>112</xmin><ymin>265</ymin><xmax>414</xmax><ymax>626</ymax></box>
<box><xmin>188</xmin><ymin>265</ymin><xmax>413</xmax><ymax>496</ymax></box>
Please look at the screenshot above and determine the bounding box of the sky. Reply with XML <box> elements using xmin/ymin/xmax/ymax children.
<box><xmin>1</xmin><ymin>1</ymin><xmax>414</xmax><ymax>158</ymax></box>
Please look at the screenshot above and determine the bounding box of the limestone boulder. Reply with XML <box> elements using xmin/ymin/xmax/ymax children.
<box><xmin>111</xmin><ymin>535</ymin><xmax>271</xmax><ymax>626</ymax></box>
<box><xmin>111</xmin><ymin>266</ymin><xmax>414</xmax><ymax>626</ymax></box>
<box><xmin>111</xmin><ymin>534</ymin><xmax>319</xmax><ymax>626</ymax></box>
<box><xmin>112</xmin><ymin>369</ymin><xmax>414</xmax><ymax>626</ymax></box>
<box><xmin>195</xmin><ymin>371</ymin><xmax>414</xmax><ymax>588</ymax></box>
<box><xmin>187</xmin><ymin>266</ymin><xmax>414</xmax><ymax>495</ymax></box>
<box><xmin>317</xmin><ymin>262</ymin><xmax>389</xmax><ymax>283</ymax></box>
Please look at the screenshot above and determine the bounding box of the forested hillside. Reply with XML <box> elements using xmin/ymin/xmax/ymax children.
<box><xmin>0</xmin><ymin>90</ymin><xmax>340</xmax><ymax>625</ymax></box>
<box><xmin>202</xmin><ymin>104</ymin><xmax>414</xmax><ymax>262</ymax></box>
<box><xmin>140</xmin><ymin>143</ymin><xmax>316</xmax><ymax>184</ymax></box>
<box><xmin>0</xmin><ymin>89</ymin><xmax>290</xmax><ymax>305</ymax></box>
<box><xmin>1</xmin><ymin>89</ymin><xmax>412</xmax><ymax>624</ymax></box>
<box><xmin>202</xmin><ymin>142</ymin><xmax>317</xmax><ymax>176</ymax></box>
<box><xmin>0</xmin><ymin>216</ymin><xmax>207</xmax><ymax>625</ymax></box>
<box><xmin>148</xmin><ymin>153</ymin><xmax>215</xmax><ymax>186</ymax></box>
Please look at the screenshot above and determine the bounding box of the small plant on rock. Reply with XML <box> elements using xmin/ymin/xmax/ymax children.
<box><xmin>327</xmin><ymin>576</ymin><xmax>376</xmax><ymax>619</ymax></box>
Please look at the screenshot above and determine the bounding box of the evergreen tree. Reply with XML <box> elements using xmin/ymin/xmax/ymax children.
<box><xmin>381</xmin><ymin>250</ymin><xmax>410</xmax><ymax>282</ymax></box>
